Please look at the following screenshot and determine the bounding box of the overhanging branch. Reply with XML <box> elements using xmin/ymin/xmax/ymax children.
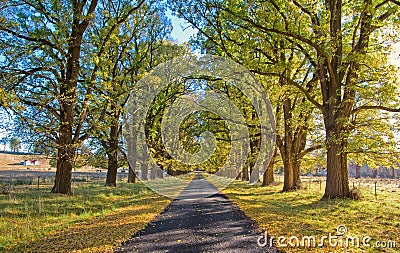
<box><xmin>352</xmin><ymin>105</ymin><xmax>400</xmax><ymax>114</ymax></box>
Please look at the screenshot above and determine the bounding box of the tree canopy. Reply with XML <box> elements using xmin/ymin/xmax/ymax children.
<box><xmin>1</xmin><ymin>0</ymin><xmax>399</xmax><ymax>198</ymax></box>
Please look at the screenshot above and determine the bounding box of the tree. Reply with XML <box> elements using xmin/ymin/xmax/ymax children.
<box><xmin>82</xmin><ymin>1</ymin><xmax>173</xmax><ymax>187</ymax></box>
<box><xmin>0</xmin><ymin>137</ymin><xmax>7</xmax><ymax>151</ymax></box>
<box><xmin>30</xmin><ymin>138</ymin><xmax>55</xmax><ymax>156</ymax></box>
<box><xmin>9</xmin><ymin>137</ymin><xmax>21</xmax><ymax>152</ymax></box>
<box><xmin>170</xmin><ymin>0</ymin><xmax>322</xmax><ymax>191</ymax></box>
<box><xmin>262</xmin><ymin>0</ymin><xmax>400</xmax><ymax>198</ymax></box>
<box><xmin>171</xmin><ymin>0</ymin><xmax>400</xmax><ymax>198</ymax></box>
<box><xmin>94</xmin><ymin>36</ymin><xmax>188</xmax><ymax>186</ymax></box>
<box><xmin>347</xmin><ymin>109</ymin><xmax>400</xmax><ymax>169</ymax></box>
<box><xmin>144</xmin><ymin>80</ymin><xmax>191</xmax><ymax>177</ymax></box>
<box><xmin>0</xmin><ymin>0</ymin><xmax>145</xmax><ymax>194</ymax></box>
<box><xmin>262</xmin><ymin>147</ymin><xmax>277</xmax><ymax>186</ymax></box>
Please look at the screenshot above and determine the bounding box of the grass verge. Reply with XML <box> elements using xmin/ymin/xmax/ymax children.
<box><xmin>0</xmin><ymin>181</ymin><xmax>171</xmax><ymax>252</ymax></box>
<box><xmin>223</xmin><ymin>179</ymin><xmax>400</xmax><ymax>253</ymax></box>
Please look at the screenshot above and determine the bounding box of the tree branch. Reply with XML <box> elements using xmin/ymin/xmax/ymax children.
<box><xmin>74</xmin><ymin>0</ymin><xmax>146</xmax><ymax>143</ymax></box>
<box><xmin>0</xmin><ymin>28</ymin><xmax>57</xmax><ymax>49</ymax></box>
<box><xmin>389</xmin><ymin>0</ymin><xmax>400</xmax><ymax>6</ymax></box>
<box><xmin>251</xmin><ymin>69</ymin><xmax>323</xmax><ymax>111</ymax></box>
<box><xmin>299</xmin><ymin>144</ymin><xmax>323</xmax><ymax>158</ymax></box>
<box><xmin>352</xmin><ymin>105</ymin><xmax>400</xmax><ymax>114</ymax></box>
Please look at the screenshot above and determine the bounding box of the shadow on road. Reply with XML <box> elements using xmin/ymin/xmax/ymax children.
<box><xmin>116</xmin><ymin>174</ymin><xmax>280</xmax><ymax>253</ymax></box>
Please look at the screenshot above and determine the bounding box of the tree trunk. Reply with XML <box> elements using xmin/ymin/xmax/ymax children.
<box><xmin>276</xmin><ymin>79</ymin><xmax>308</xmax><ymax>191</ymax></box>
<box><xmin>51</xmin><ymin>149</ymin><xmax>74</xmax><ymax>195</ymax></box>
<box><xmin>372</xmin><ymin>169</ymin><xmax>377</xmax><ymax>178</ymax></box>
<box><xmin>262</xmin><ymin>152</ymin><xmax>275</xmax><ymax>186</ymax></box>
<box><xmin>262</xmin><ymin>166</ymin><xmax>274</xmax><ymax>186</ymax></box>
<box><xmin>390</xmin><ymin>167</ymin><xmax>395</xmax><ymax>179</ymax></box>
<box><xmin>167</xmin><ymin>167</ymin><xmax>173</xmax><ymax>176</ymax></box>
<box><xmin>229</xmin><ymin>153</ymin><xmax>236</xmax><ymax>179</ymax></box>
<box><xmin>355</xmin><ymin>165</ymin><xmax>361</xmax><ymax>179</ymax></box>
<box><xmin>51</xmin><ymin>124</ymin><xmax>74</xmax><ymax>194</ymax></box>
<box><xmin>323</xmin><ymin>125</ymin><xmax>350</xmax><ymax>198</ymax></box>
<box><xmin>51</xmin><ymin>95</ymin><xmax>75</xmax><ymax>195</ymax></box>
<box><xmin>141</xmin><ymin>161</ymin><xmax>148</xmax><ymax>180</ymax></box>
<box><xmin>156</xmin><ymin>165</ymin><xmax>164</xmax><ymax>179</ymax></box>
<box><xmin>105</xmin><ymin>153</ymin><xmax>118</xmax><ymax>186</ymax></box>
<box><xmin>128</xmin><ymin>163</ymin><xmax>136</xmax><ymax>183</ymax></box>
<box><xmin>293</xmin><ymin>160</ymin><xmax>303</xmax><ymax>189</ymax></box>
<box><xmin>279</xmin><ymin>147</ymin><xmax>304</xmax><ymax>191</ymax></box>
<box><xmin>150</xmin><ymin>166</ymin><xmax>156</xmax><ymax>179</ymax></box>
<box><xmin>241</xmin><ymin>164</ymin><xmax>249</xmax><ymax>181</ymax></box>
<box><xmin>51</xmin><ymin>1</ymin><xmax>98</xmax><ymax>194</ymax></box>
<box><xmin>127</xmin><ymin>128</ymin><xmax>137</xmax><ymax>183</ymax></box>
<box><xmin>249</xmin><ymin>159</ymin><xmax>258</xmax><ymax>183</ymax></box>
<box><xmin>249</xmin><ymin>138</ymin><xmax>261</xmax><ymax>184</ymax></box>
<box><xmin>320</xmin><ymin>0</ymin><xmax>374</xmax><ymax>199</ymax></box>
<box><xmin>282</xmin><ymin>158</ymin><xmax>295</xmax><ymax>191</ymax></box>
<box><xmin>105</xmin><ymin>114</ymin><xmax>119</xmax><ymax>187</ymax></box>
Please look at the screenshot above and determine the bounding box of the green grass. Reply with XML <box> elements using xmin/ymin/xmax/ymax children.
<box><xmin>0</xmin><ymin>180</ymin><xmax>171</xmax><ymax>252</ymax></box>
<box><xmin>223</xmin><ymin>179</ymin><xmax>400</xmax><ymax>253</ymax></box>
<box><xmin>2</xmin><ymin>174</ymin><xmax>398</xmax><ymax>253</ymax></box>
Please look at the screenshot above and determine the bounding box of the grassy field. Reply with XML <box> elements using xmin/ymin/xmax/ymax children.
<box><xmin>2</xmin><ymin>172</ymin><xmax>399</xmax><ymax>253</ymax></box>
<box><xmin>0</xmin><ymin>180</ymin><xmax>171</xmax><ymax>253</ymax></box>
<box><xmin>223</xmin><ymin>178</ymin><xmax>400</xmax><ymax>253</ymax></box>
<box><xmin>0</xmin><ymin>152</ymin><xmax>52</xmax><ymax>170</ymax></box>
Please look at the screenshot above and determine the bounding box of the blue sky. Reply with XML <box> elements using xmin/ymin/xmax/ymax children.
<box><xmin>167</xmin><ymin>9</ymin><xmax>197</xmax><ymax>44</ymax></box>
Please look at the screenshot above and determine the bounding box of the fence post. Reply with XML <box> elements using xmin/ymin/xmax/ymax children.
<box><xmin>38</xmin><ymin>176</ymin><xmax>41</xmax><ymax>213</ymax></box>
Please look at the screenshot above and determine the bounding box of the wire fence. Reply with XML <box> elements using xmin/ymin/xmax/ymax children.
<box><xmin>273</xmin><ymin>174</ymin><xmax>400</xmax><ymax>199</ymax></box>
<box><xmin>0</xmin><ymin>170</ymin><xmax>129</xmax><ymax>194</ymax></box>
<box><xmin>1</xmin><ymin>170</ymin><xmax>399</xmax><ymax>198</ymax></box>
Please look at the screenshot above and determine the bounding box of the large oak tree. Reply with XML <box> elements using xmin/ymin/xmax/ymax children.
<box><xmin>171</xmin><ymin>0</ymin><xmax>400</xmax><ymax>198</ymax></box>
<box><xmin>0</xmin><ymin>0</ymin><xmax>145</xmax><ymax>194</ymax></box>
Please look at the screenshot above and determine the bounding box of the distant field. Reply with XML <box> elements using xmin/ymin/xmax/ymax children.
<box><xmin>0</xmin><ymin>152</ymin><xmax>100</xmax><ymax>172</ymax></box>
<box><xmin>0</xmin><ymin>152</ymin><xmax>112</xmax><ymax>189</ymax></box>
<box><xmin>0</xmin><ymin>152</ymin><xmax>52</xmax><ymax>170</ymax></box>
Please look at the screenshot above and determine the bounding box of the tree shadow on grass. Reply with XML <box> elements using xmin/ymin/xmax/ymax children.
<box><xmin>224</xmin><ymin>185</ymin><xmax>361</xmax><ymax>234</ymax></box>
<box><xmin>7</xmin><ymin>197</ymin><xmax>170</xmax><ymax>253</ymax></box>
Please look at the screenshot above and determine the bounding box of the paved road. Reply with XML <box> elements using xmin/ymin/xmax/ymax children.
<box><xmin>115</xmin><ymin>174</ymin><xmax>279</xmax><ymax>253</ymax></box>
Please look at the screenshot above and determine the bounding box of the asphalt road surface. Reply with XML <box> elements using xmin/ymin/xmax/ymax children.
<box><xmin>115</xmin><ymin>174</ymin><xmax>279</xmax><ymax>253</ymax></box>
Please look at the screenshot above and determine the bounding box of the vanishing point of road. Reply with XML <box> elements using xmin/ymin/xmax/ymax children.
<box><xmin>115</xmin><ymin>174</ymin><xmax>279</xmax><ymax>253</ymax></box>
